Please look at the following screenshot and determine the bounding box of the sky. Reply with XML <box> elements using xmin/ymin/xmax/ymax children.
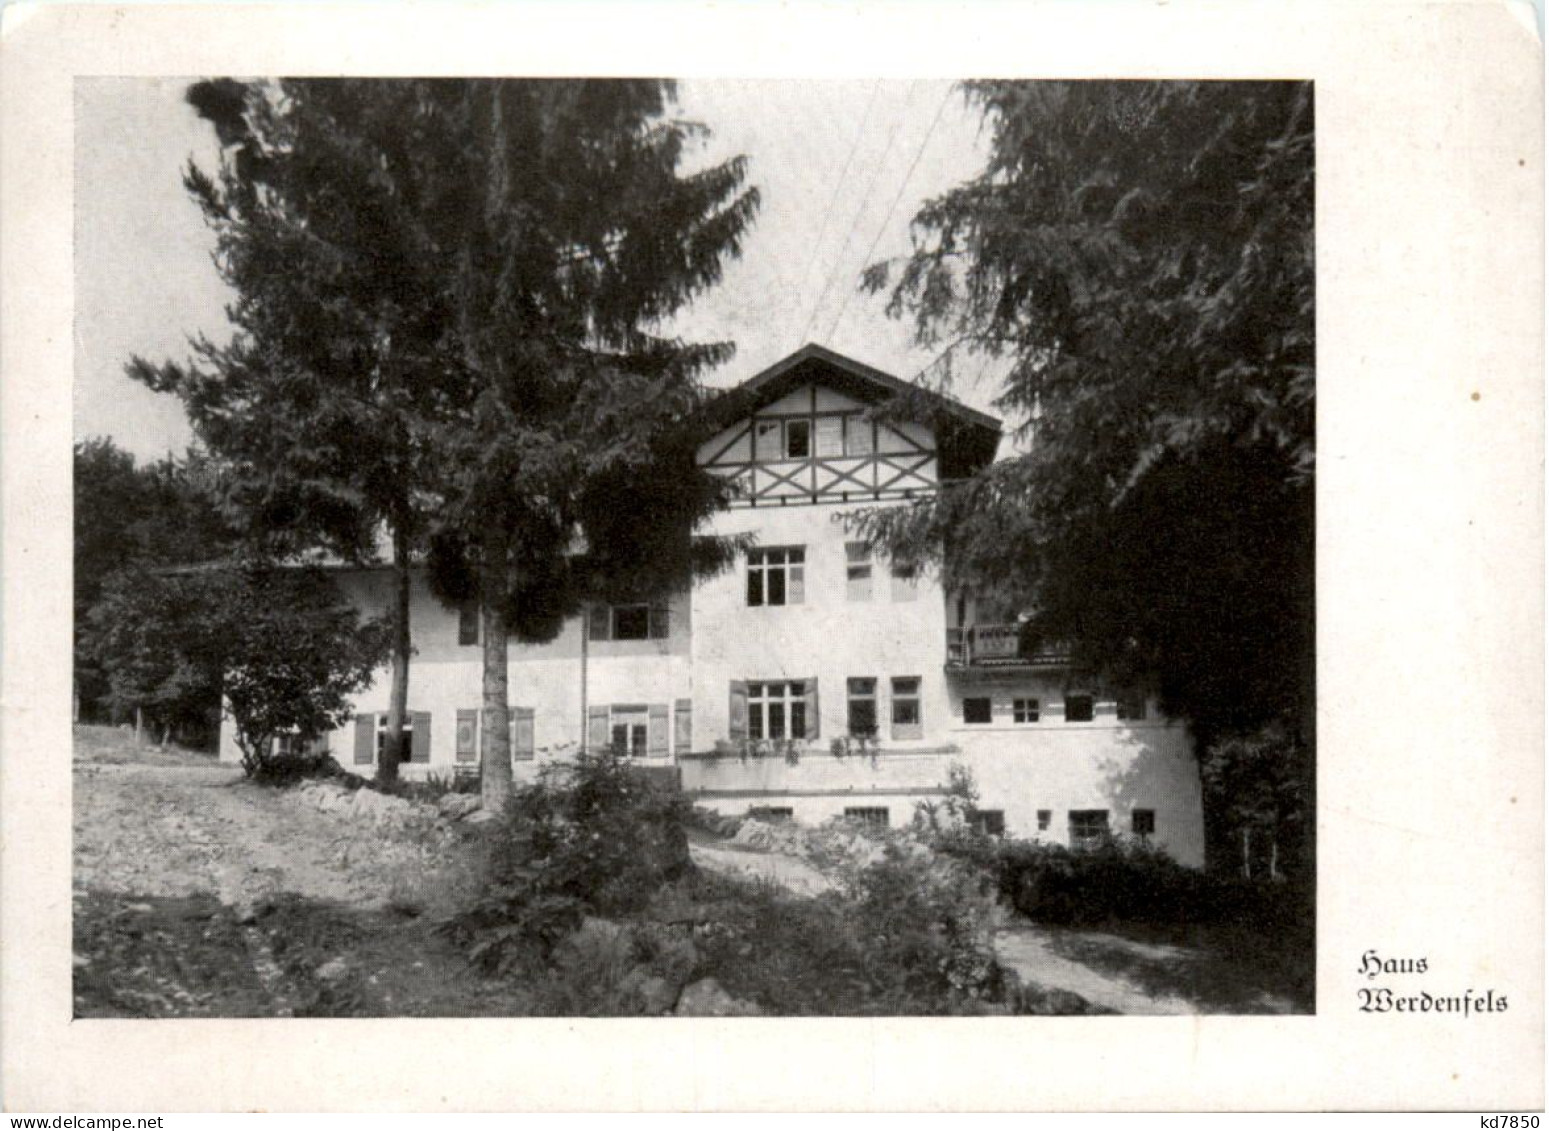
<box><xmin>73</xmin><ymin>77</ymin><xmax>1009</xmax><ymax>463</ymax></box>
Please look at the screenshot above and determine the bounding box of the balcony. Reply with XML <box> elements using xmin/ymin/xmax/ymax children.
<box><xmin>945</xmin><ymin>625</ymin><xmax>1071</xmax><ymax>669</ymax></box>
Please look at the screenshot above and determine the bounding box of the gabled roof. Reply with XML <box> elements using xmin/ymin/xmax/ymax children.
<box><xmin>739</xmin><ymin>343</ymin><xmax>1001</xmax><ymax>432</ymax></box>
<box><xmin>718</xmin><ymin>343</ymin><xmax>1002</xmax><ymax>478</ymax></box>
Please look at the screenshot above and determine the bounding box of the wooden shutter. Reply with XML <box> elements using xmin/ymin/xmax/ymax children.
<box><xmin>648</xmin><ymin>600</ymin><xmax>669</xmax><ymax>639</ymax></box>
<box><xmin>410</xmin><ymin>711</ymin><xmax>431</xmax><ymax>763</ymax></box>
<box><xmin>455</xmin><ymin>709</ymin><xmax>478</xmax><ymax>763</ymax></box>
<box><xmin>511</xmin><ymin>707</ymin><xmax>535</xmax><ymax>761</ymax></box>
<box><xmin>728</xmin><ymin>680</ymin><xmax>749</xmax><ymax>742</ymax></box>
<box><xmin>353</xmin><ymin>714</ymin><xmax>374</xmax><ymax>765</ymax></box>
<box><xmin>674</xmin><ymin>698</ymin><xmax>692</xmax><ymax>755</ymax></box>
<box><xmin>804</xmin><ymin>678</ymin><xmax>820</xmax><ymax>739</ymax></box>
<box><xmin>588</xmin><ymin>603</ymin><xmax>611</xmax><ymax>641</ymax></box>
<box><xmin>587</xmin><ymin>705</ymin><xmax>610</xmax><ymax>752</ymax></box>
<box><xmin>648</xmin><ymin>704</ymin><xmax>669</xmax><ymax>756</ymax></box>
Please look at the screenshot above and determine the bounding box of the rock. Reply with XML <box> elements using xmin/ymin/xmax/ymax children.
<box><xmin>462</xmin><ymin>808</ymin><xmax>498</xmax><ymax>826</ymax></box>
<box><xmin>125</xmin><ymin>902</ymin><xmax>153</xmax><ymax>913</ymax></box>
<box><xmin>620</xmin><ymin>968</ymin><xmax>679</xmax><ymax>1015</ymax></box>
<box><xmin>674</xmin><ymin>977</ymin><xmax>762</xmax><ymax>1017</ymax></box>
<box><xmin>315</xmin><ymin>957</ymin><xmax>350</xmax><ymax>984</ymax></box>
<box><xmin>437</xmin><ymin>793</ymin><xmax>482</xmax><ymax>820</ymax></box>
<box><xmin>635</xmin><ymin>922</ymin><xmax>701</xmax><ymax>986</ymax></box>
<box><xmin>73</xmin><ymin>953</ymin><xmax>91</xmax><ymax>968</ymax></box>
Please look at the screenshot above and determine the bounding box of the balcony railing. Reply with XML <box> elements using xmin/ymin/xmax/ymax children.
<box><xmin>946</xmin><ymin>625</ymin><xmax>1071</xmax><ymax>669</ymax></box>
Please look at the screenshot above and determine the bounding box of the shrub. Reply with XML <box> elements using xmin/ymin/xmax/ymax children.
<box><xmin>847</xmin><ymin>843</ymin><xmax>1004</xmax><ymax>1005</ymax></box>
<box><xmin>1003</xmin><ymin>836</ymin><xmax>1233</xmax><ymax>923</ymax></box>
<box><xmin>442</xmin><ymin>750</ymin><xmax>692</xmax><ymax>973</ymax></box>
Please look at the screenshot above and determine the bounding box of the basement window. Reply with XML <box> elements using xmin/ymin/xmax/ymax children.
<box><xmin>843</xmin><ymin>807</ymin><xmax>890</xmax><ymax>828</ymax></box>
<box><xmin>962</xmin><ymin>697</ymin><xmax>993</xmax><ymax>725</ymax></box>
<box><xmin>1064</xmin><ymin>693</ymin><xmax>1095</xmax><ymax>723</ymax></box>
<box><xmin>971</xmin><ymin>810</ymin><xmax>1006</xmax><ymax>837</ymax></box>
<box><xmin>748</xmin><ymin>806</ymin><xmax>794</xmax><ymax>823</ymax></box>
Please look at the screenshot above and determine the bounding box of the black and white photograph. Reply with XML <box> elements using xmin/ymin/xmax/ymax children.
<box><xmin>4</xmin><ymin>0</ymin><xmax>1540</xmax><ymax>1114</ymax></box>
<box><xmin>70</xmin><ymin>75</ymin><xmax>1315</xmax><ymax>1020</ymax></box>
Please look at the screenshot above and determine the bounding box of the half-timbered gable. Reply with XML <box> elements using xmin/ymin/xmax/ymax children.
<box><xmin>697</xmin><ymin>343</ymin><xmax>999</xmax><ymax>505</ymax></box>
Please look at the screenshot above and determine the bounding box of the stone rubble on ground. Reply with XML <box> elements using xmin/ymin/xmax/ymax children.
<box><xmin>674</xmin><ymin>977</ymin><xmax>763</xmax><ymax>1017</ymax></box>
<box><xmin>294</xmin><ymin>780</ymin><xmax>489</xmax><ymax>827</ymax></box>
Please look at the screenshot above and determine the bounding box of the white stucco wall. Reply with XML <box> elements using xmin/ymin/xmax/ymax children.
<box><xmin>218</xmin><ymin>568</ymin><xmax>691</xmax><ymax>782</ymax></box>
<box><xmin>690</xmin><ymin>497</ymin><xmax>952</xmax><ymax>755</ymax></box>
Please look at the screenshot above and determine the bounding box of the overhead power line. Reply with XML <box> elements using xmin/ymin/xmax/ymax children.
<box><xmin>794</xmin><ymin>80</ymin><xmax>918</xmax><ymax>349</ymax></box>
<box><xmin>788</xmin><ymin>80</ymin><xmax>882</xmax><ymax>352</ymax></box>
<box><xmin>824</xmin><ymin>83</ymin><xmax>954</xmax><ymax>345</ymax></box>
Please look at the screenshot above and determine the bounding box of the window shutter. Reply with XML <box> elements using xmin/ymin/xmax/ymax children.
<box><xmin>511</xmin><ymin>707</ymin><xmax>535</xmax><ymax>761</ymax></box>
<box><xmin>648</xmin><ymin>600</ymin><xmax>669</xmax><ymax>639</ymax></box>
<box><xmin>804</xmin><ymin>678</ymin><xmax>820</xmax><ymax>739</ymax></box>
<box><xmin>455</xmin><ymin>709</ymin><xmax>478</xmax><ymax>763</ymax></box>
<box><xmin>674</xmin><ymin>698</ymin><xmax>692</xmax><ymax>755</ymax></box>
<box><xmin>588</xmin><ymin>603</ymin><xmax>611</xmax><ymax>641</ymax></box>
<box><xmin>587</xmin><ymin>705</ymin><xmax>610</xmax><ymax>752</ymax></box>
<box><xmin>353</xmin><ymin>714</ymin><xmax>374</xmax><ymax>765</ymax></box>
<box><xmin>647</xmin><ymin>704</ymin><xmax>669</xmax><ymax>756</ymax></box>
<box><xmin>728</xmin><ymin>680</ymin><xmax>749</xmax><ymax>742</ymax></box>
<box><xmin>411</xmin><ymin>711</ymin><xmax>432</xmax><ymax>763</ymax></box>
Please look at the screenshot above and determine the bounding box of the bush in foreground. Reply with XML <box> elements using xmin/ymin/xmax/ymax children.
<box><xmin>442</xmin><ymin>750</ymin><xmax>692</xmax><ymax>974</ymax></box>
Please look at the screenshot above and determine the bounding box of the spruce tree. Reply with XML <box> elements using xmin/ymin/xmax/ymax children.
<box><xmin>861</xmin><ymin>81</ymin><xmax>1314</xmax><ymax>869</ymax></box>
<box><xmin>405</xmin><ymin>80</ymin><xmax>759</xmax><ymax>808</ymax></box>
<box><xmin>128</xmin><ymin>79</ymin><xmax>460</xmax><ymax>781</ymax></box>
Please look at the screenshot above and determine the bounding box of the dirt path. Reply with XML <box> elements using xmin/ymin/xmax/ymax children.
<box><xmin>688</xmin><ymin>838</ymin><xmax>837</xmax><ymax>897</ymax></box>
<box><xmin>72</xmin><ymin>726</ymin><xmax>503</xmax><ymax>1018</ymax></box>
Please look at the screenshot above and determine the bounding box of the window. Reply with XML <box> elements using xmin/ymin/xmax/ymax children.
<box><xmin>610</xmin><ymin>705</ymin><xmax>650</xmax><ymax>757</ymax></box>
<box><xmin>846</xmin><ymin>677</ymin><xmax>878</xmax><ymax>738</ymax></box>
<box><xmin>1064</xmin><ymin>693</ymin><xmax>1094</xmax><ymax>723</ymax></box>
<box><xmin>890</xmin><ymin>676</ymin><xmax>922</xmax><ymax>740</ymax></box>
<box><xmin>376</xmin><ymin>714</ymin><xmax>416</xmax><ymax>762</ymax></box>
<box><xmin>1013</xmin><ymin>698</ymin><xmax>1040</xmax><ymax>723</ymax></box>
<box><xmin>785</xmin><ymin>419</ymin><xmax>811</xmax><ymax>459</ymax></box>
<box><xmin>1132</xmin><ymin>809</ymin><xmax>1156</xmax><ymax>838</ymax></box>
<box><xmin>748</xmin><ymin>681</ymin><xmax>807</xmax><ymax>741</ymax></box>
<box><xmin>971</xmin><ymin>810</ymin><xmax>1006</xmax><ymax>837</ymax></box>
<box><xmin>612</xmin><ymin>604</ymin><xmax>651</xmax><ymax>640</ymax></box>
<box><xmin>962</xmin><ymin>697</ymin><xmax>993</xmax><ymax>725</ymax></box>
<box><xmin>1036</xmin><ymin>809</ymin><xmax>1051</xmax><ymax>832</ymax></box>
<box><xmin>1069</xmin><ymin>809</ymin><xmax>1110</xmax><ymax>850</ymax></box>
<box><xmin>845</xmin><ymin>542</ymin><xmax>873</xmax><ymax>601</ymax></box>
<box><xmin>589</xmin><ymin>601</ymin><xmax>668</xmax><ymax>641</ymax></box>
<box><xmin>890</xmin><ymin>561</ymin><xmax>918</xmax><ymax>602</ymax></box>
<box><xmin>844</xmin><ymin>415</ymin><xmax>874</xmax><ymax>456</ymax></box>
<box><xmin>843</xmin><ymin>807</ymin><xmax>890</xmax><ymax>827</ymax></box>
<box><xmin>1116</xmin><ymin>692</ymin><xmax>1148</xmax><ymax>721</ymax></box>
<box><xmin>747</xmin><ymin>547</ymin><xmax>805</xmax><ymax>606</ymax></box>
<box><xmin>748</xmin><ymin>806</ymin><xmax>794</xmax><ymax>823</ymax></box>
<box><xmin>458</xmin><ymin>601</ymin><xmax>479</xmax><ymax>646</ymax></box>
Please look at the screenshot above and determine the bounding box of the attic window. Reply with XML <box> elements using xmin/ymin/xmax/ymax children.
<box><xmin>785</xmin><ymin>419</ymin><xmax>811</xmax><ymax>459</ymax></box>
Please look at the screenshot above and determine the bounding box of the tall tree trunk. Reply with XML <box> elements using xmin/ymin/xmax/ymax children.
<box><xmin>378</xmin><ymin>523</ymin><xmax>413</xmax><ymax>783</ymax></box>
<box><xmin>480</xmin><ymin>525</ymin><xmax>513</xmax><ymax>811</ymax></box>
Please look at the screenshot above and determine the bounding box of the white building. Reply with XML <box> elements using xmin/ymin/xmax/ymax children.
<box><xmin>218</xmin><ymin>345</ymin><xmax>1205</xmax><ymax>866</ymax></box>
